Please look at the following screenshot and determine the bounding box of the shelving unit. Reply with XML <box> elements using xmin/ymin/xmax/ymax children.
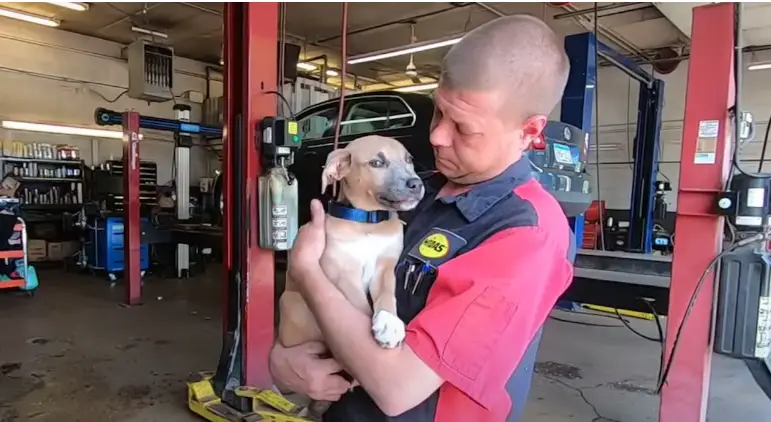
<box><xmin>1</xmin><ymin>155</ymin><xmax>85</xmax><ymax>211</ymax></box>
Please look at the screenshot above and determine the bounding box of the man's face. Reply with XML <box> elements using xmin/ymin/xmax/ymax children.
<box><xmin>429</xmin><ymin>87</ymin><xmax>546</xmax><ymax>184</ymax></box>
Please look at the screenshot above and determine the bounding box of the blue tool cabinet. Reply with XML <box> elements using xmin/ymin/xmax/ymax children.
<box><xmin>86</xmin><ymin>216</ymin><xmax>149</xmax><ymax>280</ymax></box>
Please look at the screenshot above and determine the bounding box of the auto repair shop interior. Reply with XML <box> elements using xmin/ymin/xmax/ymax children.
<box><xmin>0</xmin><ymin>2</ymin><xmax>770</xmax><ymax>422</ymax></box>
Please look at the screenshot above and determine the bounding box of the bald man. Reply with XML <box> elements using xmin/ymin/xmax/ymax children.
<box><xmin>270</xmin><ymin>15</ymin><xmax>575</xmax><ymax>422</ymax></box>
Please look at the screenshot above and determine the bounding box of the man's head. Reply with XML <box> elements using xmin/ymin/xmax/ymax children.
<box><xmin>430</xmin><ymin>15</ymin><xmax>570</xmax><ymax>184</ymax></box>
<box><xmin>322</xmin><ymin>135</ymin><xmax>425</xmax><ymax>212</ymax></box>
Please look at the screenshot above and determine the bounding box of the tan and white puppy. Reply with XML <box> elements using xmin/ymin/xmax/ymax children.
<box><xmin>279</xmin><ymin>135</ymin><xmax>425</xmax><ymax>351</ymax></box>
<box><xmin>278</xmin><ymin>136</ymin><xmax>424</xmax><ymax>417</ymax></box>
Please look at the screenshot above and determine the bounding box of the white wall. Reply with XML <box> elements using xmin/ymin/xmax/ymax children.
<box><xmin>0</xmin><ymin>19</ymin><xmax>223</xmax><ymax>185</ymax></box>
<box><xmin>575</xmin><ymin>53</ymin><xmax>771</xmax><ymax>211</ymax></box>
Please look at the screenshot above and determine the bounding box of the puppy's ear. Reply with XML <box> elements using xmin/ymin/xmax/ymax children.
<box><xmin>321</xmin><ymin>149</ymin><xmax>352</xmax><ymax>194</ymax></box>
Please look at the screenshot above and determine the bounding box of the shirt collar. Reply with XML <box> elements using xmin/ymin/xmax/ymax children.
<box><xmin>432</xmin><ymin>158</ymin><xmax>532</xmax><ymax>222</ymax></box>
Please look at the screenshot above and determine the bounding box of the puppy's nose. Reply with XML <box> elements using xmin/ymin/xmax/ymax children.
<box><xmin>406</xmin><ymin>177</ymin><xmax>423</xmax><ymax>193</ymax></box>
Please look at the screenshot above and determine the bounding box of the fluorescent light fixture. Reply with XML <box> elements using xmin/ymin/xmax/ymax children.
<box><xmin>348</xmin><ymin>35</ymin><xmax>463</xmax><ymax>65</ymax></box>
<box><xmin>297</xmin><ymin>62</ymin><xmax>339</xmax><ymax>77</ymax></box>
<box><xmin>2</xmin><ymin>120</ymin><xmax>130</xmax><ymax>139</ymax></box>
<box><xmin>131</xmin><ymin>26</ymin><xmax>168</xmax><ymax>39</ymax></box>
<box><xmin>47</xmin><ymin>2</ymin><xmax>88</xmax><ymax>11</ymax></box>
<box><xmin>0</xmin><ymin>7</ymin><xmax>60</xmax><ymax>27</ymax></box>
<box><xmin>297</xmin><ymin>62</ymin><xmax>317</xmax><ymax>71</ymax></box>
<box><xmin>748</xmin><ymin>62</ymin><xmax>771</xmax><ymax>71</ymax></box>
<box><xmin>394</xmin><ymin>83</ymin><xmax>438</xmax><ymax>93</ymax></box>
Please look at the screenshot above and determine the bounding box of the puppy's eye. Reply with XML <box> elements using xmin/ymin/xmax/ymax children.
<box><xmin>405</xmin><ymin>155</ymin><xmax>413</xmax><ymax>164</ymax></box>
<box><xmin>369</xmin><ymin>159</ymin><xmax>385</xmax><ymax>168</ymax></box>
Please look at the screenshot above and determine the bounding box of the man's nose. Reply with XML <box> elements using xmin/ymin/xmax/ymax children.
<box><xmin>405</xmin><ymin>177</ymin><xmax>423</xmax><ymax>193</ymax></box>
<box><xmin>430</xmin><ymin>122</ymin><xmax>453</xmax><ymax>147</ymax></box>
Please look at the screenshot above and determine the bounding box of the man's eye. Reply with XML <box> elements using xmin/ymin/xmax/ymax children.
<box><xmin>369</xmin><ymin>159</ymin><xmax>385</xmax><ymax>168</ymax></box>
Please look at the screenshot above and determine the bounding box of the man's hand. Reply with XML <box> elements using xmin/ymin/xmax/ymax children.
<box><xmin>269</xmin><ymin>341</ymin><xmax>353</xmax><ymax>401</ymax></box>
<box><xmin>288</xmin><ymin>199</ymin><xmax>327</xmax><ymax>290</ymax></box>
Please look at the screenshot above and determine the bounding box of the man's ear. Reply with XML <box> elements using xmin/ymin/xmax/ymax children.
<box><xmin>521</xmin><ymin>115</ymin><xmax>548</xmax><ymax>150</ymax></box>
<box><xmin>321</xmin><ymin>149</ymin><xmax>352</xmax><ymax>194</ymax></box>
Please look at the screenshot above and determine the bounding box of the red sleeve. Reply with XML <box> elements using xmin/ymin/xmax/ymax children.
<box><xmin>404</xmin><ymin>226</ymin><xmax>573</xmax><ymax>409</ymax></box>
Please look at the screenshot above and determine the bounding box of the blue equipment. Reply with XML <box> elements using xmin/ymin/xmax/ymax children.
<box><xmin>94</xmin><ymin>108</ymin><xmax>223</xmax><ymax>138</ymax></box>
<box><xmin>561</xmin><ymin>32</ymin><xmax>665</xmax><ymax>254</ymax></box>
<box><xmin>528</xmin><ymin>121</ymin><xmax>592</xmax><ymax>218</ymax></box>
<box><xmin>85</xmin><ymin>216</ymin><xmax>150</xmax><ymax>280</ymax></box>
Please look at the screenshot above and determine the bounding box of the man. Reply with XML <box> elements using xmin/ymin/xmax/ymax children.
<box><xmin>270</xmin><ymin>14</ymin><xmax>575</xmax><ymax>421</ymax></box>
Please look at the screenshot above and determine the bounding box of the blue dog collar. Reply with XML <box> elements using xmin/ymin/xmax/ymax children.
<box><xmin>327</xmin><ymin>201</ymin><xmax>391</xmax><ymax>224</ymax></box>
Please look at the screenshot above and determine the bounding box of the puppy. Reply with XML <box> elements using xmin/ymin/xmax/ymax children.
<box><xmin>279</xmin><ymin>135</ymin><xmax>425</xmax><ymax>418</ymax></box>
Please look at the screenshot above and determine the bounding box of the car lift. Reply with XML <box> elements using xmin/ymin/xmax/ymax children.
<box><xmin>561</xmin><ymin>31</ymin><xmax>665</xmax><ymax>254</ymax></box>
<box><xmin>185</xmin><ymin>3</ymin><xmax>318</xmax><ymax>421</ymax></box>
<box><xmin>101</xmin><ymin>2</ymin><xmax>754</xmax><ymax>421</ymax></box>
<box><xmin>661</xmin><ymin>4</ymin><xmax>737</xmax><ymax>421</ymax></box>
<box><xmin>94</xmin><ymin>107</ymin><xmax>223</xmax><ymax>304</ymax></box>
<box><xmin>558</xmin><ymin>31</ymin><xmax>669</xmax><ymax>314</ymax></box>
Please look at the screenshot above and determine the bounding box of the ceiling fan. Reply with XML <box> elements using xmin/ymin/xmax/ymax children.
<box><xmin>405</xmin><ymin>23</ymin><xmax>422</xmax><ymax>84</ymax></box>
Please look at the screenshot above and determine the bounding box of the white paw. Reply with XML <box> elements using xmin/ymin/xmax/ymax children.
<box><xmin>372</xmin><ymin>310</ymin><xmax>405</xmax><ymax>349</ymax></box>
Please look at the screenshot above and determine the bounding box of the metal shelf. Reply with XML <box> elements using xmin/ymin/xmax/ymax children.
<box><xmin>18</xmin><ymin>177</ymin><xmax>81</xmax><ymax>183</ymax></box>
<box><xmin>2</xmin><ymin>156</ymin><xmax>83</xmax><ymax>165</ymax></box>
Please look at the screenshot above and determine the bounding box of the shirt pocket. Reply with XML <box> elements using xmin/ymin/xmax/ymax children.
<box><xmin>441</xmin><ymin>287</ymin><xmax>518</xmax><ymax>381</ymax></box>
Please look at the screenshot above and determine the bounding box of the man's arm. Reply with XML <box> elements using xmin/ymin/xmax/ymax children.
<box><xmin>299</xmin><ymin>267</ymin><xmax>442</xmax><ymax>416</ymax></box>
<box><xmin>299</xmin><ymin>225</ymin><xmax>573</xmax><ymax>416</ymax></box>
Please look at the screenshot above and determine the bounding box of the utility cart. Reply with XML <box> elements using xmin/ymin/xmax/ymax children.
<box><xmin>0</xmin><ymin>214</ymin><xmax>38</xmax><ymax>296</ymax></box>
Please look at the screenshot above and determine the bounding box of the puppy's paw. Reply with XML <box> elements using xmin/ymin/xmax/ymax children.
<box><xmin>372</xmin><ymin>310</ymin><xmax>405</xmax><ymax>349</ymax></box>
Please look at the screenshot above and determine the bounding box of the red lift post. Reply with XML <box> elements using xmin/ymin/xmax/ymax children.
<box><xmin>122</xmin><ymin>111</ymin><xmax>142</xmax><ymax>306</ymax></box>
<box><xmin>223</xmin><ymin>2</ymin><xmax>279</xmax><ymax>388</ymax></box>
<box><xmin>660</xmin><ymin>3</ymin><xmax>735</xmax><ymax>422</ymax></box>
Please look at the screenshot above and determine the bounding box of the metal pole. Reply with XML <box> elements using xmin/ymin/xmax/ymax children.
<box><xmin>218</xmin><ymin>2</ymin><xmax>279</xmax><ymax>393</ymax></box>
<box><xmin>175</xmin><ymin>104</ymin><xmax>192</xmax><ymax>278</ymax></box>
<box><xmin>659</xmin><ymin>3</ymin><xmax>735</xmax><ymax>422</ymax></box>
<box><xmin>122</xmin><ymin>111</ymin><xmax>141</xmax><ymax>306</ymax></box>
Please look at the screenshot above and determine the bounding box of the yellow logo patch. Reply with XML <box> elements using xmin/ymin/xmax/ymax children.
<box><xmin>418</xmin><ymin>233</ymin><xmax>450</xmax><ymax>259</ymax></box>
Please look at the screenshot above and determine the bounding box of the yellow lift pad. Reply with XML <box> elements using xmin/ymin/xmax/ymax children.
<box><xmin>187</xmin><ymin>371</ymin><xmax>316</xmax><ymax>422</ymax></box>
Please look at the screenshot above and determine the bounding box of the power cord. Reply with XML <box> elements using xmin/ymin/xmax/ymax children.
<box><xmin>263</xmin><ymin>91</ymin><xmax>296</xmax><ymax>120</ymax></box>
<box><xmin>757</xmin><ymin>111</ymin><xmax>771</xmax><ymax>173</ymax></box>
<box><xmin>550</xmin><ymin>302</ymin><xmax>664</xmax><ymax>344</ymax></box>
<box><xmin>729</xmin><ymin>3</ymin><xmax>770</xmax><ymax>182</ymax></box>
<box><xmin>591</xmin><ymin>3</ymin><xmax>606</xmax><ymax>251</ymax></box>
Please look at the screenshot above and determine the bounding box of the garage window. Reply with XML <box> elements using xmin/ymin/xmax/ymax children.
<box><xmin>341</xmin><ymin>98</ymin><xmax>415</xmax><ymax>136</ymax></box>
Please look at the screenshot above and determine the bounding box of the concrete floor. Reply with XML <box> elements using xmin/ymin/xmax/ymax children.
<box><xmin>1</xmin><ymin>268</ymin><xmax>769</xmax><ymax>422</ymax></box>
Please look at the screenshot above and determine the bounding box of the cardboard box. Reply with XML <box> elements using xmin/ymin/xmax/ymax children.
<box><xmin>28</xmin><ymin>239</ymin><xmax>46</xmax><ymax>262</ymax></box>
<box><xmin>47</xmin><ymin>242</ymin><xmax>64</xmax><ymax>261</ymax></box>
<box><xmin>46</xmin><ymin>241</ymin><xmax>80</xmax><ymax>261</ymax></box>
